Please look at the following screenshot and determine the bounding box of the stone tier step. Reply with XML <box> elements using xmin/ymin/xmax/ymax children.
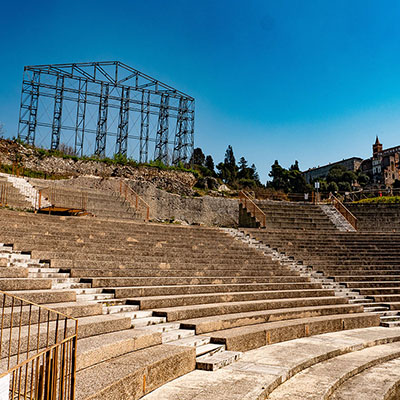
<box><xmin>268</xmin><ymin>341</ymin><xmax>400</xmax><ymax>399</ymax></box>
<box><xmin>141</xmin><ymin>327</ymin><xmax>400</xmax><ymax>400</ymax></box>
<box><xmin>330</xmin><ymin>357</ymin><xmax>400</xmax><ymax>399</ymax></box>
<box><xmin>196</xmin><ymin>350</ymin><xmax>242</xmax><ymax>371</ymax></box>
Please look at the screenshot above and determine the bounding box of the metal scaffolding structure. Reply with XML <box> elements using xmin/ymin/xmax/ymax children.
<box><xmin>18</xmin><ymin>61</ymin><xmax>195</xmax><ymax>165</ymax></box>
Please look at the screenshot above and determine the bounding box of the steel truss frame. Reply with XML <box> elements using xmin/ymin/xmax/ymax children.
<box><xmin>18</xmin><ymin>61</ymin><xmax>195</xmax><ymax>165</ymax></box>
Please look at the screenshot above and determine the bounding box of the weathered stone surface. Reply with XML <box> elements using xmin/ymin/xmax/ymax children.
<box><xmin>129</xmin><ymin>180</ymin><xmax>239</xmax><ymax>227</ymax></box>
<box><xmin>76</xmin><ymin>344</ymin><xmax>196</xmax><ymax>400</ymax></box>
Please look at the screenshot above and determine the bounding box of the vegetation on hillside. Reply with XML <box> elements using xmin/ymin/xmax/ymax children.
<box><xmin>4</xmin><ymin>139</ymin><xmax>200</xmax><ymax>178</ymax></box>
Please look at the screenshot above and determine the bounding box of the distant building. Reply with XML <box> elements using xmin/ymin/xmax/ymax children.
<box><xmin>303</xmin><ymin>157</ymin><xmax>363</xmax><ymax>184</ymax></box>
<box><xmin>360</xmin><ymin>137</ymin><xmax>400</xmax><ymax>186</ymax></box>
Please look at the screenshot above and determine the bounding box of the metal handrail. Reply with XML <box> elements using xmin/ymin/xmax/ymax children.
<box><xmin>0</xmin><ymin>183</ymin><xmax>8</xmax><ymax>206</ymax></box>
<box><xmin>11</xmin><ymin>163</ymin><xmax>24</xmax><ymax>178</ymax></box>
<box><xmin>239</xmin><ymin>190</ymin><xmax>266</xmax><ymax>228</ymax></box>
<box><xmin>330</xmin><ymin>193</ymin><xmax>358</xmax><ymax>230</ymax></box>
<box><xmin>37</xmin><ymin>185</ymin><xmax>88</xmax><ymax>212</ymax></box>
<box><xmin>117</xmin><ymin>180</ymin><xmax>151</xmax><ymax>222</ymax></box>
<box><xmin>0</xmin><ymin>290</ymin><xmax>78</xmax><ymax>399</ymax></box>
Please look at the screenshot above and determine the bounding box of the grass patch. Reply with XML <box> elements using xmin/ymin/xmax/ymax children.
<box><xmin>355</xmin><ymin>196</ymin><xmax>400</xmax><ymax>204</ymax></box>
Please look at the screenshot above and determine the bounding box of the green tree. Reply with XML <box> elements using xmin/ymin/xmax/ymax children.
<box><xmin>290</xmin><ymin>160</ymin><xmax>300</xmax><ymax>171</ymax></box>
<box><xmin>205</xmin><ymin>155</ymin><xmax>215</xmax><ymax>174</ymax></box>
<box><xmin>191</xmin><ymin>148</ymin><xmax>206</xmax><ymax>166</ymax></box>
<box><xmin>327</xmin><ymin>181</ymin><xmax>339</xmax><ymax>193</ymax></box>
<box><xmin>217</xmin><ymin>145</ymin><xmax>238</xmax><ymax>184</ymax></box>
<box><xmin>268</xmin><ymin>160</ymin><xmax>288</xmax><ymax>191</ymax></box>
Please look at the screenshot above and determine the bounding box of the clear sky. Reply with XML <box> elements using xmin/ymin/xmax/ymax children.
<box><xmin>1</xmin><ymin>0</ymin><xmax>400</xmax><ymax>182</ymax></box>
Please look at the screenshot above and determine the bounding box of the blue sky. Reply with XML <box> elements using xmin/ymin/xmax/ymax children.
<box><xmin>1</xmin><ymin>0</ymin><xmax>400</xmax><ymax>182</ymax></box>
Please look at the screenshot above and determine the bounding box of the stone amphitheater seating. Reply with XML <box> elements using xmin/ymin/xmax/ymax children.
<box><xmin>255</xmin><ymin>200</ymin><xmax>338</xmax><ymax>230</ymax></box>
<box><xmin>0</xmin><ymin>205</ymin><xmax>379</xmax><ymax>399</ymax></box>
<box><xmin>347</xmin><ymin>203</ymin><xmax>400</xmax><ymax>232</ymax></box>
<box><xmin>245</xmin><ymin>228</ymin><xmax>400</xmax><ymax>319</ymax></box>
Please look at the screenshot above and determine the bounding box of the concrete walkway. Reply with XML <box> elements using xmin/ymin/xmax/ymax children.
<box><xmin>142</xmin><ymin>327</ymin><xmax>400</xmax><ymax>400</ymax></box>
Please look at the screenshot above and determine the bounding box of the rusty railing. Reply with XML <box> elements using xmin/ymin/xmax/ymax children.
<box><xmin>116</xmin><ymin>180</ymin><xmax>151</xmax><ymax>222</ymax></box>
<box><xmin>239</xmin><ymin>190</ymin><xmax>266</xmax><ymax>228</ymax></box>
<box><xmin>0</xmin><ymin>183</ymin><xmax>8</xmax><ymax>207</ymax></box>
<box><xmin>330</xmin><ymin>194</ymin><xmax>358</xmax><ymax>230</ymax></box>
<box><xmin>0</xmin><ymin>291</ymin><xmax>78</xmax><ymax>399</ymax></box>
<box><xmin>11</xmin><ymin>163</ymin><xmax>24</xmax><ymax>178</ymax></box>
<box><xmin>36</xmin><ymin>186</ymin><xmax>88</xmax><ymax>212</ymax></box>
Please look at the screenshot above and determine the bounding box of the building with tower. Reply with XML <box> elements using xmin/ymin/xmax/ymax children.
<box><xmin>360</xmin><ymin>137</ymin><xmax>400</xmax><ymax>186</ymax></box>
<box><xmin>303</xmin><ymin>137</ymin><xmax>400</xmax><ymax>187</ymax></box>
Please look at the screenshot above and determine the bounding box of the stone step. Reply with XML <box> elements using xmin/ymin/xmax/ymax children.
<box><xmin>179</xmin><ymin>304</ymin><xmax>364</xmax><ymax>335</ymax></box>
<box><xmin>5</xmin><ymin>289</ymin><xmax>76</xmax><ymax>305</ymax></box>
<box><xmin>73</xmin><ymin>288</ymin><xmax>105</xmax><ymax>295</ymax></box>
<box><xmin>153</xmin><ymin>296</ymin><xmax>348</xmax><ymax>322</ymax></box>
<box><xmin>162</xmin><ymin>329</ymin><xmax>195</xmax><ymax>343</ymax></box>
<box><xmin>171</xmin><ymin>335</ymin><xmax>211</xmax><ymax>348</ymax></box>
<box><xmin>28</xmin><ymin>267</ymin><xmax>63</xmax><ymax>273</ymax></box>
<box><xmin>195</xmin><ymin>343</ymin><xmax>225</xmax><ymax>357</ymax></box>
<box><xmin>380</xmin><ymin>315</ymin><xmax>400</xmax><ymax>322</ymax></box>
<box><xmin>75</xmin><ymin>344</ymin><xmax>195</xmax><ymax>400</ymax></box>
<box><xmin>196</xmin><ymin>350</ymin><xmax>242</xmax><ymax>371</ymax></box>
<box><xmin>380</xmin><ymin>320</ymin><xmax>400</xmax><ymax>328</ymax></box>
<box><xmin>76</xmin><ymin>328</ymin><xmax>162</xmax><ymax>371</ymax></box>
<box><xmin>267</xmin><ymin>340</ymin><xmax>400</xmax><ymax>400</ymax></box>
<box><xmin>52</xmin><ymin>282</ymin><xmax>91</xmax><ymax>290</ymax></box>
<box><xmin>29</xmin><ymin>272</ymin><xmax>70</xmax><ymax>278</ymax></box>
<box><xmin>102</xmin><ymin>304</ymin><xmax>140</xmax><ymax>315</ymax></box>
<box><xmin>329</xmin><ymin>356</ymin><xmax>400</xmax><ymax>399</ymax></box>
<box><xmin>348</xmin><ymin>298</ymin><xmax>374</xmax><ymax>304</ymax></box>
<box><xmin>131</xmin><ymin>316</ymin><xmax>167</xmax><ymax>328</ymax></box>
<box><xmin>143</xmin><ymin>322</ymin><xmax>181</xmax><ymax>333</ymax></box>
<box><xmin>113</xmin><ymin>282</ymin><xmax>322</xmax><ymax>298</ymax></box>
<box><xmin>209</xmin><ymin>313</ymin><xmax>380</xmax><ymax>352</ymax></box>
<box><xmin>50</xmin><ymin>278</ymin><xmax>81</xmax><ymax>283</ymax></box>
<box><xmin>76</xmin><ymin>293</ymin><xmax>115</xmax><ymax>302</ymax></box>
<box><xmin>129</xmin><ymin>289</ymin><xmax>336</xmax><ymax>309</ymax></box>
<box><xmin>363</xmin><ymin>306</ymin><xmax>390</xmax><ymax>312</ymax></box>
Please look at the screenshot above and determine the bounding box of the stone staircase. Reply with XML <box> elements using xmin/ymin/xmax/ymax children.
<box><xmin>5</xmin><ymin>175</ymin><xmax>52</xmax><ymax>209</ymax></box>
<box><xmin>320</xmin><ymin>203</ymin><xmax>356</xmax><ymax>232</ymax></box>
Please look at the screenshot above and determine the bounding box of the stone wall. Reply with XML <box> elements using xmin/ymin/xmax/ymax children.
<box><xmin>129</xmin><ymin>181</ymin><xmax>239</xmax><ymax>227</ymax></box>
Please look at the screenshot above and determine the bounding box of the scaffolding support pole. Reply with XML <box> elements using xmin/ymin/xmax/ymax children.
<box><xmin>51</xmin><ymin>74</ymin><xmax>65</xmax><ymax>150</ymax></box>
<box><xmin>116</xmin><ymin>86</ymin><xmax>130</xmax><ymax>156</ymax></box>
<box><xmin>94</xmin><ymin>82</ymin><xmax>109</xmax><ymax>158</ymax></box>
<box><xmin>18</xmin><ymin>69</ymin><xmax>40</xmax><ymax>146</ymax></box>
<box><xmin>74</xmin><ymin>78</ymin><xmax>88</xmax><ymax>157</ymax></box>
<box><xmin>139</xmin><ymin>91</ymin><xmax>150</xmax><ymax>163</ymax></box>
<box><xmin>154</xmin><ymin>94</ymin><xmax>169</xmax><ymax>164</ymax></box>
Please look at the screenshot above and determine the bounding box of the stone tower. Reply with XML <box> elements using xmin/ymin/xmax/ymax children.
<box><xmin>373</xmin><ymin>136</ymin><xmax>383</xmax><ymax>157</ymax></box>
